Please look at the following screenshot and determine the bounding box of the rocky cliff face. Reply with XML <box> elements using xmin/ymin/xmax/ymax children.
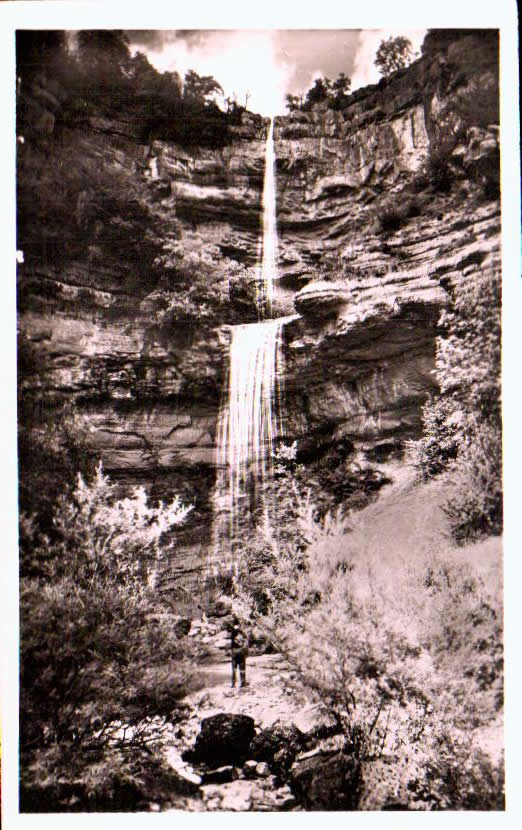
<box><xmin>18</xmin><ymin>30</ymin><xmax>501</xmax><ymax>571</ymax></box>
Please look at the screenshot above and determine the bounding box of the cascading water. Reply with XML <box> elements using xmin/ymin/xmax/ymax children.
<box><xmin>258</xmin><ymin>118</ymin><xmax>278</xmax><ymax>315</ymax></box>
<box><xmin>212</xmin><ymin>118</ymin><xmax>295</xmax><ymax>565</ymax></box>
<box><xmin>214</xmin><ymin>315</ymin><xmax>294</xmax><ymax>549</ymax></box>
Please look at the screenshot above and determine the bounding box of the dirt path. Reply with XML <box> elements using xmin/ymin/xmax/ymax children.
<box><xmin>182</xmin><ymin>652</ymin><xmax>323</xmax><ymax>735</ymax></box>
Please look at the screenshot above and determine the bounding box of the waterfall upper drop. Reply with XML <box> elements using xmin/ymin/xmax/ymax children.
<box><xmin>213</xmin><ymin>118</ymin><xmax>293</xmax><ymax>559</ymax></box>
<box><xmin>259</xmin><ymin>118</ymin><xmax>278</xmax><ymax>315</ymax></box>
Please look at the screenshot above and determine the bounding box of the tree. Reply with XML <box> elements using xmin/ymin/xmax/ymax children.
<box><xmin>329</xmin><ymin>72</ymin><xmax>352</xmax><ymax>109</ymax></box>
<box><xmin>183</xmin><ymin>69</ymin><xmax>223</xmax><ymax>106</ymax></box>
<box><xmin>285</xmin><ymin>94</ymin><xmax>301</xmax><ymax>112</ymax></box>
<box><xmin>374</xmin><ymin>36</ymin><xmax>414</xmax><ymax>77</ymax></box>
<box><xmin>303</xmin><ymin>76</ymin><xmax>332</xmax><ymax>110</ymax></box>
<box><xmin>20</xmin><ymin>462</ymin><xmax>195</xmax><ymax>809</ymax></box>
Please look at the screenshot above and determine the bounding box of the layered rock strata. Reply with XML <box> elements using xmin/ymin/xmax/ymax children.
<box><xmin>18</xmin><ymin>29</ymin><xmax>501</xmax><ymax>577</ymax></box>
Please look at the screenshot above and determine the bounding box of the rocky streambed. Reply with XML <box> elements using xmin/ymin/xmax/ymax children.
<box><xmin>154</xmin><ymin>645</ymin><xmax>356</xmax><ymax>812</ymax></box>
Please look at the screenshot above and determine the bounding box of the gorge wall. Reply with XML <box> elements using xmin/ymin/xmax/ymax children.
<box><xmin>17</xmin><ymin>30</ymin><xmax>501</xmax><ymax>576</ymax></box>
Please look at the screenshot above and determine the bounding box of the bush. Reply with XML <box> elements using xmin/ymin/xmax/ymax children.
<box><xmin>443</xmin><ymin>414</ymin><xmax>503</xmax><ymax>543</ymax></box>
<box><xmin>150</xmin><ymin>231</ymin><xmax>258</xmax><ymax>326</ymax></box>
<box><xmin>20</xmin><ymin>463</ymin><xmax>195</xmax><ymax>811</ymax></box>
<box><xmin>246</xmin><ymin>501</ymin><xmax>504</xmax><ymax>810</ymax></box>
<box><xmin>411</xmin><ymin>261</ymin><xmax>501</xmax><ymax>543</ymax></box>
<box><xmin>378</xmin><ymin>207</ymin><xmax>404</xmax><ymax>233</ymax></box>
<box><xmin>377</xmin><ymin>199</ymin><xmax>421</xmax><ymax>234</ymax></box>
<box><xmin>424</xmin><ymin>133</ymin><xmax>459</xmax><ymax>192</ymax></box>
<box><xmin>17</xmin><ymin>404</ymin><xmax>96</xmax><ymax>563</ymax></box>
<box><xmin>408</xmin><ymin>397</ymin><xmax>461</xmax><ymax>479</ymax></box>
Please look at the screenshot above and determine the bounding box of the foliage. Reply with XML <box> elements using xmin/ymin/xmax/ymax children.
<box><xmin>183</xmin><ymin>69</ymin><xmax>223</xmax><ymax>105</ymax></box>
<box><xmin>374</xmin><ymin>36</ymin><xmax>414</xmax><ymax>77</ymax></box>
<box><xmin>20</xmin><ymin>462</ymin><xmax>195</xmax><ymax>811</ymax></box>
<box><xmin>287</xmin><ymin>72</ymin><xmax>352</xmax><ymax>113</ymax></box>
<box><xmin>330</xmin><ymin>72</ymin><xmax>352</xmax><ymax>109</ymax></box>
<box><xmin>443</xmin><ymin>414</ymin><xmax>503</xmax><ymax>543</ymax></box>
<box><xmin>421</xmin><ymin>70</ymin><xmax>499</xmax><ymax>195</ymax></box>
<box><xmin>444</xmin><ymin>80</ymin><xmax>499</xmax><ymax>133</ymax></box>
<box><xmin>150</xmin><ymin>231</ymin><xmax>259</xmax><ymax>326</ymax></box>
<box><xmin>18</xmin><ymin>403</ymin><xmax>97</xmax><ymax>564</ymax></box>
<box><xmin>412</xmin><ymin>266</ymin><xmax>502</xmax><ymax>543</ymax></box>
<box><xmin>377</xmin><ymin>198</ymin><xmax>421</xmax><ymax>233</ymax></box>
<box><xmin>17</xmin><ymin>30</ymin><xmax>233</xmax><ymax>149</ymax></box>
<box><xmin>20</xmin><ymin>744</ymin><xmax>194</xmax><ymax>812</ymax></box>
<box><xmin>239</xmin><ymin>502</ymin><xmax>504</xmax><ymax>810</ymax></box>
<box><xmin>408</xmin><ymin>397</ymin><xmax>461</xmax><ymax>479</ymax></box>
<box><xmin>423</xmin><ymin>132</ymin><xmax>459</xmax><ymax>192</ymax></box>
<box><xmin>285</xmin><ymin>93</ymin><xmax>302</xmax><ymax>112</ymax></box>
<box><xmin>17</xmin><ymin>132</ymin><xmax>163</xmax><ymax>275</ymax></box>
<box><xmin>302</xmin><ymin>77</ymin><xmax>332</xmax><ymax>109</ymax></box>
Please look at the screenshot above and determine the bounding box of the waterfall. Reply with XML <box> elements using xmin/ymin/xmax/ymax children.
<box><xmin>258</xmin><ymin>118</ymin><xmax>278</xmax><ymax>315</ymax></box>
<box><xmin>212</xmin><ymin>118</ymin><xmax>292</xmax><ymax>566</ymax></box>
<box><xmin>214</xmin><ymin>316</ymin><xmax>294</xmax><ymax>550</ymax></box>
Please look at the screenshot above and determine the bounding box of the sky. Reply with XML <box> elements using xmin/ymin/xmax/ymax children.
<box><xmin>127</xmin><ymin>29</ymin><xmax>427</xmax><ymax>117</ymax></box>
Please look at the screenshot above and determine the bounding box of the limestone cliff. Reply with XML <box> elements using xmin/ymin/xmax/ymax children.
<box><xmin>17</xmin><ymin>29</ymin><xmax>501</xmax><ymax>568</ymax></box>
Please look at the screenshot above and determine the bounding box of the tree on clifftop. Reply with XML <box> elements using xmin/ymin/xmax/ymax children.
<box><xmin>374</xmin><ymin>36</ymin><xmax>414</xmax><ymax>77</ymax></box>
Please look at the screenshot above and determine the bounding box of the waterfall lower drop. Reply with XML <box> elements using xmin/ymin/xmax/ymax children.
<box><xmin>212</xmin><ymin>118</ymin><xmax>294</xmax><ymax>567</ymax></box>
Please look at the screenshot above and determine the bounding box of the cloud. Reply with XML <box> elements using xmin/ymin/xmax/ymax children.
<box><xmin>351</xmin><ymin>29</ymin><xmax>427</xmax><ymax>90</ymax></box>
<box><xmin>127</xmin><ymin>28</ymin><xmax>428</xmax><ymax>116</ymax></box>
<box><xmin>275</xmin><ymin>30</ymin><xmax>361</xmax><ymax>98</ymax></box>
<box><xmin>131</xmin><ymin>29</ymin><xmax>291</xmax><ymax>116</ymax></box>
<box><xmin>128</xmin><ymin>30</ymin><xmax>209</xmax><ymax>49</ymax></box>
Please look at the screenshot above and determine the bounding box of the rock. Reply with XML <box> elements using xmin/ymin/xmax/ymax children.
<box><xmin>201</xmin><ymin>766</ymin><xmax>240</xmax><ymax>784</ymax></box>
<box><xmin>255</xmin><ymin>762</ymin><xmax>270</xmax><ymax>778</ymax></box>
<box><xmin>271</xmin><ymin>786</ymin><xmax>297</xmax><ymax>810</ymax></box>
<box><xmin>218</xmin><ymin>781</ymin><xmax>253</xmax><ymax>811</ymax></box>
<box><xmin>208</xmin><ymin>598</ymin><xmax>233</xmax><ymax>617</ymax></box>
<box><xmin>174</xmin><ymin>617</ymin><xmax>191</xmax><ymax>638</ymax></box>
<box><xmin>242</xmin><ymin>760</ymin><xmax>259</xmax><ymax>780</ymax></box>
<box><xmin>164</xmin><ymin>749</ymin><xmax>203</xmax><ymax>793</ymax></box>
<box><xmin>18</xmin><ymin>30</ymin><xmax>501</xmax><ymax>590</ymax></box>
<box><xmin>250</xmin><ymin>720</ymin><xmax>305</xmax><ymax>777</ymax></box>
<box><xmin>183</xmin><ymin>713</ymin><xmax>256</xmax><ymax>767</ymax></box>
<box><xmin>294</xmin><ymin>280</ymin><xmax>350</xmax><ymax>318</ymax></box>
<box><xmin>163</xmin><ymin>767</ymin><xmax>202</xmax><ymax>796</ymax></box>
<box><xmin>289</xmin><ymin>750</ymin><xmax>362</xmax><ymax>810</ymax></box>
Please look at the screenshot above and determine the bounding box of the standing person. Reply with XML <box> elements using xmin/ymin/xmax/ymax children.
<box><xmin>229</xmin><ymin>615</ymin><xmax>249</xmax><ymax>688</ymax></box>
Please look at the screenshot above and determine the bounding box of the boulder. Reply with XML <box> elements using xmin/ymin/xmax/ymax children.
<box><xmin>250</xmin><ymin>720</ymin><xmax>305</xmax><ymax>777</ymax></box>
<box><xmin>289</xmin><ymin>750</ymin><xmax>362</xmax><ymax>811</ymax></box>
<box><xmin>201</xmin><ymin>765</ymin><xmax>240</xmax><ymax>784</ymax></box>
<box><xmin>174</xmin><ymin>617</ymin><xmax>192</xmax><ymax>638</ymax></box>
<box><xmin>183</xmin><ymin>713</ymin><xmax>256</xmax><ymax>767</ymax></box>
<box><xmin>242</xmin><ymin>760</ymin><xmax>259</xmax><ymax>780</ymax></box>
<box><xmin>167</xmin><ymin>767</ymin><xmax>202</xmax><ymax>796</ymax></box>
<box><xmin>219</xmin><ymin>780</ymin><xmax>253</xmax><ymax>812</ymax></box>
<box><xmin>294</xmin><ymin>280</ymin><xmax>350</xmax><ymax>318</ymax></box>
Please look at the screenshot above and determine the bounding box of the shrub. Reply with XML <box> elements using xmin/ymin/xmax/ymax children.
<box><xmin>424</xmin><ymin>132</ymin><xmax>459</xmax><ymax>192</ymax></box>
<box><xmin>377</xmin><ymin>199</ymin><xmax>421</xmax><ymax>234</ymax></box>
<box><xmin>150</xmin><ymin>232</ymin><xmax>258</xmax><ymax>326</ymax></box>
<box><xmin>20</xmin><ymin>463</ymin><xmax>195</xmax><ymax>811</ymax></box>
<box><xmin>443</xmin><ymin>414</ymin><xmax>503</xmax><ymax>543</ymax></box>
<box><xmin>17</xmin><ymin>404</ymin><xmax>96</xmax><ymax>564</ymax></box>
<box><xmin>378</xmin><ymin>207</ymin><xmax>404</xmax><ymax>233</ymax></box>
<box><xmin>407</xmin><ymin>397</ymin><xmax>462</xmax><ymax>479</ymax></box>
<box><xmin>248</xmin><ymin>501</ymin><xmax>504</xmax><ymax>810</ymax></box>
<box><xmin>412</xmin><ymin>263</ymin><xmax>501</xmax><ymax>543</ymax></box>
